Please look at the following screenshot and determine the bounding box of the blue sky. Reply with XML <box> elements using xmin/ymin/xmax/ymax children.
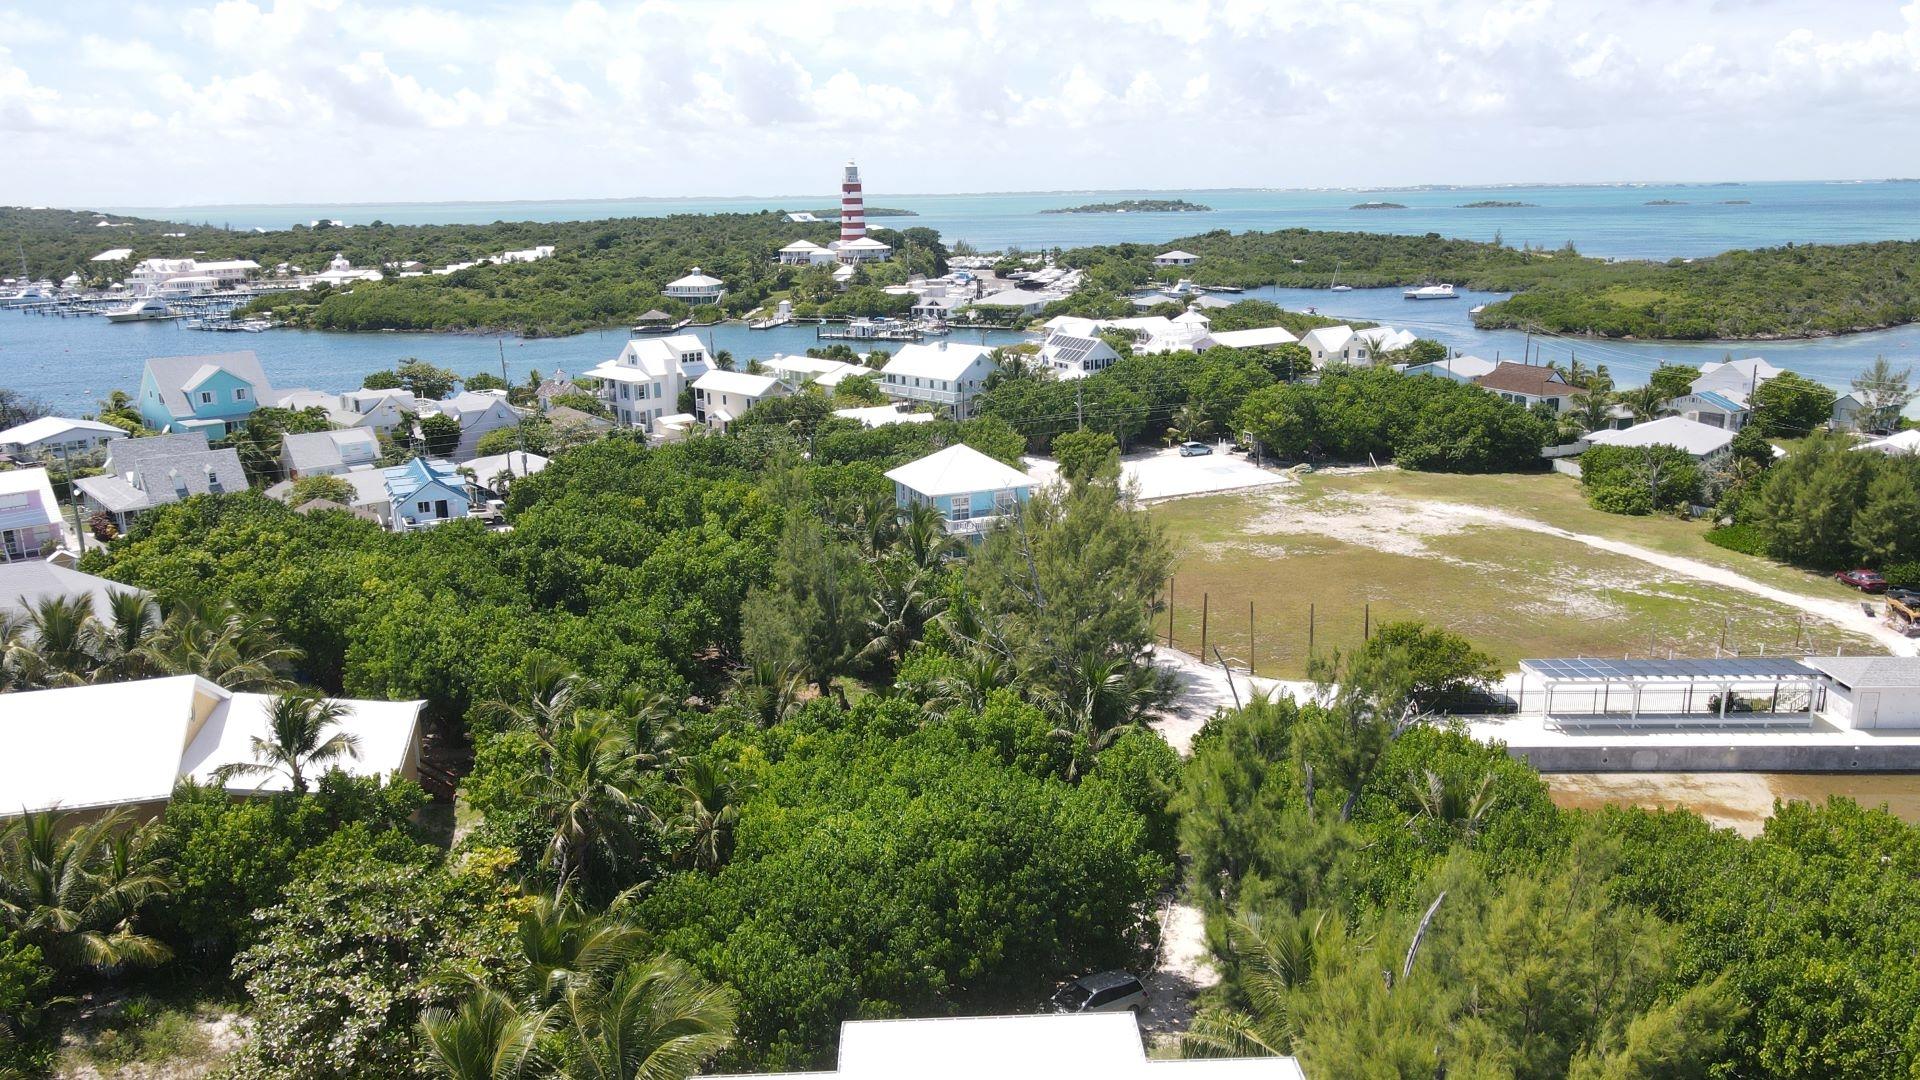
<box><xmin>5</xmin><ymin>1</ymin><xmax>1919</xmax><ymax>207</ymax></box>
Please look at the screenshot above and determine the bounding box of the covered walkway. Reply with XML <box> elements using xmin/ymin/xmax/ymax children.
<box><xmin>1519</xmin><ymin>657</ymin><xmax>1824</xmax><ymax>730</ymax></box>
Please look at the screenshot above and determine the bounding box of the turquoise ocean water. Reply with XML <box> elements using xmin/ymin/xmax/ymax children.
<box><xmin>3</xmin><ymin>180</ymin><xmax>1914</xmax><ymax>415</ymax></box>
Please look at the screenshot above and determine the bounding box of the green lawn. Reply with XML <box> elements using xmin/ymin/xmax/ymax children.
<box><xmin>1150</xmin><ymin>472</ymin><xmax>1878</xmax><ymax>679</ymax></box>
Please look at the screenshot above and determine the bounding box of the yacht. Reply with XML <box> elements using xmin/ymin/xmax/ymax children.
<box><xmin>1403</xmin><ymin>283</ymin><xmax>1458</xmax><ymax>301</ymax></box>
<box><xmin>105</xmin><ymin>296</ymin><xmax>178</xmax><ymax>322</ymax></box>
<box><xmin>1329</xmin><ymin>261</ymin><xmax>1352</xmax><ymax>292</ymax></box>
<box><xmin>0</xmin><ymin>280</ymin><xmax>54</xmax><ymax>306</ymax></box>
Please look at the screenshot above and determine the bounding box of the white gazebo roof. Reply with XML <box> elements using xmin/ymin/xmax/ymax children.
<box><xmin>669</xmin><ymin>268</ymin><xmax>725</xmax><ymax>289</ymax></box>
<box><xmin>1156</xmin><ymin>249</ymin><xmax>1199</xmax><ymax>260</ymax></box>
<box><xmin>885</xmin><ymin>444</ymin><xmax>1032</xmax><ymax>499</ymax></box>
<box><xmin>780</xmin><ymin>240</ymin><xmax>827</xmax><ymax>253</ymax></box>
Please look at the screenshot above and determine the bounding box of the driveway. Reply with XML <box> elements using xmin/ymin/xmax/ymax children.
<box><xmin>1023</xmin><ymin>444</ymin><xmax>1292</xmax><ymax>503</ymax></box>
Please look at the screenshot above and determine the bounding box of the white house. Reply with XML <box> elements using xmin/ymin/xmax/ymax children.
<box><xmin>885</xmin><ymin>444</ymin><xmax>1034</xmax><ymax>539</ymax></box>
<box><xmin>1857</xmin><ymin>430</ymin><xmax>1920</xmax><ymax>456</ymax></box>
<box><xmin>0</xmin><ymin>468</ymin><xmax>65</xmax><ymax>563</ymax></box>
<box><xmin>663</xmin><ymin>267</ymin><xmax>727</xmax><ymax>305</ymax></box>
<box><xmin>1692</xmin><ymin>357</ymin><xmax>1781</xmax><ymax>402</ymax></box>
<box><xmin>1473</xmin><ymin>362</ymin><xmax>1572</xmax><ymax>413</ymax></box>
<box><xmin>1802</xmin><ymin>657</ymin><xmax>1920</xmax><ymax>730</ymax></box>
<box><xmin>1152</xmin><ymin>250</ymin><xmax>1200</xmax><ymax>267</ymax></box>
<box><xmin>1584</xmin><ymin>415</ymin><xmax>1736</xmax><ymax>464</ymax></box>
<box><xmin>1207</xmin><ymin>325</ymin><xmax>1301</xmax><ymax>351</ymax></box>
<box><xmin>309</xmin><ymin>253</ymin><xmax>381</xmax><ymax>287</ymax></box>
<box><xmin>383</xmin><ymin>457</ymin><xmax>471</xmax><ymax>530</ymax></box>
<box><xmin>833</xmin><ymin>236</ymin><xmax>894</xmax><ymax>264</ymax></box>
<box><xmin>1298</xmin><ymin>325</ymin><xmax>1364</xmax><ymax>367</ymax></box>
<box><xmin>0</xmin><ymin>675</ymin><xmax>423</xmax><ymax>819</ymax></box>
<box><xmin>1037</xmin><ymin>333</ymin><xmax>1120</xmax><ymax>380</ymax></box>
<box><xmin>968</xmin><ymin>289</ymin><xmax>1056</xmax><ymax>317</ymax></box>
<box><xmin>0</xmin><ymin>417</ymin><xmax>127</xmax><ymax>462</ymax></box>
<box><xmin>708</xmin><ymin>1013</ymin><xmax>1302</xmax><ymax>1080</ymax></box>
<box><xmin>692</xmin><ymin>370</ymin><xmax>788</xmax><ymax>430</ymax></box>
<box><xmin>281</xmin><ymin>429</ymin><xmax>381</xmax><ymax>478</ymax></box>
<box><xmin>268</xmin><ymin>467</ymin><xmax>393</xmax><ymax>524</ymax></box>
<box><xmin>878</xmin><ymin>342</ymin><xmax>999</xmax><ymax>420</ymax></box>
<box><xmin>1667</xmin><ymin>389</ymin><xmax>1751</xmax><ymax>431</ymax></box>
<box><xmin>424</xmin><ymin>390</ymin><xmax>524</xmax><ymax>462</ymax></box>
<box><xmin>126</xmin><ymin>258</ymin><xmax>259</xmax><ymax>297</ymax></box>
<box><xmin>777</xmin><ymin>240</ymin><xmax>834</xmax><ymax>266</ymax></box>
<box><xmin>463</xmin><ymin>451</ymin><xmax>549</xmax><ymax>495</ymax></box>
<box><xmin>760</xmin><ymin>355</ymin><xmax>869</xmax><ymax>389</ymax></box>
<box><xmin>587</xmin><ymin>334</ymin><xmax>713</xmax><ymax>432</ymax></box>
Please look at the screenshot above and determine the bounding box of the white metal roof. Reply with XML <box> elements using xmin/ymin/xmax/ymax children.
<box><xmin>833</xmin><ymin>405</ymin><xmax>935</xmax><ymax>428</ymax></box>
<box><xmin>885</xmin><ymin>444</ymin><xmax>1032</xmax><ymax>498</ymax></box>
<box><xmin>708</xmin><ymin>1014</ymin><xmax>1301</xmax><ymax>1080</ymax></box>
<box><xmin>0</xmin><ymin>676</ymin><xmax>424</xmax><ymax>815</ymax></box>
<box><xmin>92</xmin><ymin>248</ymin><xmax>134</xmax><ymax>262</ymax></box>
<box><xmin>694</xmin><ymin>370</ymin><xmax>783</xmax><ymax>397</ymax></box>
<box><xmin>668</xmin><ymin>268</ymin><xmax>725</xmax><ymax>288</ymax></box>
<box><xmin>1585</xmin><ymin>416</ymin><xmax>1735</xmax><ymax>458</ymax></box>
<box><xmin>881</xmin><ymin>342</ymin><xmax>996</xmax><ymax>381</ymax></box>
<box><xmin>780</xmin><ymin>240</ymin><xmax>827</xmax><ymax>252</ymax></box>
<box><xmin>1155</xmin><ymin>249</ymin><xmax>1199</xmax><ymax>260</ymax></box>
<box><xmin>0</xmin><ymin>416</ymin><xmax>126</xmax><ymax>446</ymax></box>
<box><xmin>1857</xmin><ymin>430</ymin><xmax>1920</xmax><ymax>455</ymax></box>
<box><xmin>1207</xmin><ymin>326</ymin><xmax>1300</xmax><ymax>349</ymax></box>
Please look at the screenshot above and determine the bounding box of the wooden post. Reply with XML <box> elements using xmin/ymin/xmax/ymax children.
<box><xmin>1200</xmin><ymin>593</ymin><xmax>1210</xmax><ymax>659</ymax></box>
<box><xmin>1249</xmin><ymin>601</ymin><xmax>1256</xmax><ymax>677</ymax></box>
<box><xmin>1364</xmin><ymin>603</ymin><xmax>1371</xmax><ymax>641</ymax></box>
<box><xmin>1166</xmin><ymin>577</ymin><xmax>1175</xmax><ymax>647</ymax></box>
<box><xmin>1308</xmin><ymin>603</ymin><xmax>1315</xmax><ymax>656</ymax></box>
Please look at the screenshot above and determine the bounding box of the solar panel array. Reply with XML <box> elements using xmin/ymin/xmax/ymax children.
<box><xmin>1520</xmin><ymin>657</ymin><xmax>1819</xmax><ymax>681</ymax></box>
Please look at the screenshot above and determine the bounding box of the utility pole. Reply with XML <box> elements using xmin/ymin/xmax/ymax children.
<box><xmin>1075</xmin><ymin>384</ymin><xmax>1084</xmax><ymax>431</ymax></box>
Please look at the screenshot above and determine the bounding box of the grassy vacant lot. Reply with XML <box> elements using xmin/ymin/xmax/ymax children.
<box><xmin>1151</xmin><ymin>470</ymin><xmax>1877</xmax><ymax>679</ymax></box>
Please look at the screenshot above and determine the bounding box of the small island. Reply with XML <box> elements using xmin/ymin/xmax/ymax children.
<box><xmin>1040</xmin><ymin>199</ymin><xmax>1213</xmax><ymax>214</ymax></box>
<box><xmin>1458</xmin><ymin>200</ymin><xmax>1538</xmax><ymax>208</ymax></box>
<box><xmin>805</xmin><ymin>207</ymin><xmax>917</xmax><ymax>218</ymax></box>
<box><xmin>1350</xmin><ymin>201</ymin><xmax>1407</xmax><ymax>210</ymax></box>
<box><xmin>1719</xmin><ymin>199</ymin><xmax>1751</xmax><ymax>205</ymax></box>
<box><xmin>1645</xmin><ymin>199</ymin><xmax>1688</xmax><ymax>206</ymax></box>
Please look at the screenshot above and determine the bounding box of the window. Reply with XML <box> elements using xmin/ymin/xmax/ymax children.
<box><xmin>950</xmin><ymin>494</ymin><xmax>971</xmax><ymax>520</ymax></box>
<box><xmin>199</xmin><ymin>391</ymin><xmax>214</xmax><ymax>404</ymax></box>
<box><xmin>416</xmin><ymin>501</ymin><xmax>431</xmax><ymax>514</ymax></box>
<box><xmin>206</xmin><ymin>471</ymin><xmax>224</xmax><ymax>494</ymax></box>
<box><xmin>234</xmin><ymin>388</ymin><xmax>248</xmax><ymax>401</ymax></box>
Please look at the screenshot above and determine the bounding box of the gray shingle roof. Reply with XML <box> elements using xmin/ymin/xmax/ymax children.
<box><xmin>1803</xmin><ymin>656</ymin><xmax>1920</xmax><ymax>689</ymax></box>
<box><xmin>0</xmin><ymin>562</ymin><xmax>149</xmax><ymax>621</ymax></box>
<box><xmin>98</xmin><ymin>433</ymin><xmax>247</xmax><ymax>504</ymax></box>
<box><xmin>282</xmin><ymin>429</ymin><xmax>380</xmax><ymax>474</ymax></box>
<box><xmin>142</xmin><ymin>351</ymin><xmax>274</xmax><ymax>420</ymax></box>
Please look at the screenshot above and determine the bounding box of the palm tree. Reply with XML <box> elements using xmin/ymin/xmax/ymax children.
<box><xmin>927</xmin><ymin>652</ymin><xmax>1013</xmax><ymax>716</ymax></box>
<box><xmin>1567</xmin><ymin>389</ymin><xmax>1614</xmax><ymax>436</ymax></box>
<box><xmin>1619</xmin><ymin>384</ymin><xmax>1671</xmax><ymax>424</ymax></box>
<box><xmin>1165</xmin><ymin>402</ymin><xmax>1215</xmax><ymax>446</ymax></box>
<box><xmin>142</xmin><ymin>599</ymin><xmax>301</xmax><ymax>691</ymax></box>
<box><xmin>5</xmin><ymin>595</ymin><xmax>96</xmax><ymax>688</ymax></box>
<box><xmin>1406</xmin><ymin>768</ymin><xmax>1498</xmax><ymax>840</ymax></box>
<box><xmin>0</xmin><ymin>809</ymin><xmax>173</xmax><ymax>975</ymax></box>
<box><xmin>856</xmin><ymin>560</ymin><xmax>947</xmax><ymax>673</ymax></box>
<box><xmin>603</xmin><ymin>686</ymin><xmax>681</xmax><ymax>772</ymax></box>
<box><xmin>420</xmin><ymin>986</ymin><xmax>553</xmax><ymax>1080</ymax></box>
<box><xmin>1045</xmin><ymin>653</ymin><xmax>1168</xmax><ymax>776</ymax></box>
<box><xmin>896</xmin><ymin>503</ymin><xmax>959</xmax><ymax>571</ymax></box>
<box><xmin>1183</xmin><ymin>910</ymin><xmax>1339</xmax><ymax>1061</ymax></box>
<box><xmin>505</xmin><ymin>896</ymin><xmax>652</xmax><ymax>1006</ymax></box>
<box><xmin>556</xmin><ymin>956</ymin><xmax>736</xmax><ymax>1080</ymax></box>
<box><xmin>673</xmin><ymin>760</ymin><xmax>754</xmax><ymax>873</ymax></box>
<box><xmin>727</xmin><ymin>660</ymin><xmax>804</xmax><ymax>728</ymax></box>
<box><xmin>212</xmin><ymin>692</ymin><xmax>360</xmax><ymax>795</ymax></box>
<box><xmin>831</xmin><ymin>490</ymin><xmax>898</xmax><ymax>559</ymax></box>
<box><xmin>520</xmin><ymin>715</ymin><xmax>652</xmax><ymax>900</ymax></box>
<box><xmin>481</xmin><ymin>656</ymin><xmax>593</xmax><ymax>736</ymax></box>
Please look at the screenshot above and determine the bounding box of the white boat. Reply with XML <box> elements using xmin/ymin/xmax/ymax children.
<box><xmin>105</xmin><ymin>297</ymin><xmax>178</xmax><ymax>322</ymax></box>
<box><xmin>1403</xmin><ymin>283</ymin><xmax>1458</xmax><ymax>301</ymax></box>
<box><xmin>1329</xmin><ymin>261</ymin><xmax>1352</xmax><ymax>292</ymax></box>
<box><xmin>1331</xmin><ymin>284</ymin><xmax>1353</xmax><ymax>293</ymax></box>
<box><xmin>0</xmin><ymin>281</ymin><xmax>54</xmax><ymax>306</ymax></box>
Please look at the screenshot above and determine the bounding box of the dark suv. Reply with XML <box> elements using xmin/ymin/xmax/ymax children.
<box><xmin>1050</xmin><ymin>970</ymin><xmax>1146</xmax><ymax>1014</ymax></box>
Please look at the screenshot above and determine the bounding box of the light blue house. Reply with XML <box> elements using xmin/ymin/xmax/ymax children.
<box><xmin>137</xmin><ymin>351</ymin><xmax>275</xmax><ymax>435</ymax></box>
<box><xmin>883</xmin><ymin>444</ymin><xmax>1033</xmax><ymax>538</ymax></box>
<box><xmin>382</xmin><ymin>457</ymin><xmax>471</xmax><ymax>531</ymax></box>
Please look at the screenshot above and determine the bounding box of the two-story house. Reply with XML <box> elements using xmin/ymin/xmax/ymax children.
<box><xmin>1037</xmin><ymin>333</ymin><xmax>1120</xmax><ymax>381</ymax></box>
<box><xmin>884</xmin><ymin>444</ymin><xmax>1033</xmax><ymax>539</ymax></box>
<box><xmin>137</xmin><ymin>351</ymin><xmax>275</xmax><ymax>435</ymax></box>
<box><xmin>586</xmin><ymin>335</ymin><xmax>712</xmax><ymax>431</ymax></box>
<box><xmin>691</xmin><ymin>370</ymin><xmax>788</xmax><ymax>430</ymax></box>
<box><xmin>73</xmin><ymin>433</ymin><xmax>248</xmax><ymax>534</ymax></box>
<box><xmin>281</xmin><ymin>429</ymin><xmax>381</xmax><ymax>479</ymax></box>
<box><xmin>878</xmin><ymin>342</ymin><xmax>999</xmax><ymax>420</ymax></box>
<box><xmin>0</xmin><ymin>467</ymin><xmax>66</xmax><ymax>562</ymax></box>
<box><xmin>382</xmin><ymin>457</ymin><xmax>471</xmax><ymax>531</ymax></box>
<box><xmin>424</xmin><ymin>390</ymin><xmax>524</xmax><ymax>461</ymax></box>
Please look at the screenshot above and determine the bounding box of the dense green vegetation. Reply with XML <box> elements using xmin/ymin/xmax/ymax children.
<box><xmin>1040</xmin><ymin>199</ymin><xmax>1213</xmax><ymax>214</ymax></box>
<box><xmin>1057</xmin><ymin>230</ymin><xmax>1920</xmax><ymax>338</ymax></box>
<box><xmin>1179</xmin><ymin>647</ymin><xmax>1920</xmax><ymax>1078</ymax></box>
<box><xmin>1235</xmin><ymin>366</ymin><xmax>1555</xmax><ymax>471</ymax></box>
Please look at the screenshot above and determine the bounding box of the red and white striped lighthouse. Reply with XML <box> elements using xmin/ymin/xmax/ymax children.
<box><xmin>839</xmin><ymin>160</ymin><xmax>866</xmax><ymax>242</ymax></box>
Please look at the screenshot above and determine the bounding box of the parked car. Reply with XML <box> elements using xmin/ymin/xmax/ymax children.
<box><xmin>1836</xmin><ymin>568</ymin><xmax>1889</xmax><ymax>593</ymax></box>
<box><xmin>1051</xmin><ymin>970</ymin><xmax>1146</xmax><ymax>1014</ymax></box>
<box><xmin>1178</xmin><ymin>441</ymin><xmax>1212</xmax><ymax>457</ymax></box>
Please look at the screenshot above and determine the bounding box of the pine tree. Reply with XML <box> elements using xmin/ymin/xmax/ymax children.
<box><xmin>1850</xmin><ymin>464</ymin><xmax>1920</xmax><ymax>566</ymax></box>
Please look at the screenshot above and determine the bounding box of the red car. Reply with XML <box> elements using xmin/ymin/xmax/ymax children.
<box><xmin>1836</xmin><ymin>568</ymin><xmax>1889</xmax><ymax>593</ymax></box>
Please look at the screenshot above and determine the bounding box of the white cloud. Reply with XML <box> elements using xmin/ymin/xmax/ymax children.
<box><xmin>5</xmin><ymin>0</ymin><xmax>1919</xmax><ymax>204</ymax></box>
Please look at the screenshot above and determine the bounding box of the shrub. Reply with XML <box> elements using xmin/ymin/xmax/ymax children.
<box><xmin>1705</xmin><ymin>523</ymin><xmax>1769</xmax><ymax>556</ymax></box>
<box><xmin>1589</xmin><ymin>483</ymin><xmax>1653</xmax><ymax>515</ymax></box>
<box><xmin>1883</xmin><ymin>561</ymin><xmax>1920</xmax><ymax>589</ymax></box>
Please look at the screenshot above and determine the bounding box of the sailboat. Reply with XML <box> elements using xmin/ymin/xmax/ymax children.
<box><xmin>1330</xmin><ymin>260</ymin><xmax>1352</xmax><ymax>292</ymax></box>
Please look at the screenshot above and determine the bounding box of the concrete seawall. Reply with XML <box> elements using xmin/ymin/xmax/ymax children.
<box><xmin>1504</xmin><ymin>743</ymin><xmax>1920</xmax><ymax>773</ymax></box>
